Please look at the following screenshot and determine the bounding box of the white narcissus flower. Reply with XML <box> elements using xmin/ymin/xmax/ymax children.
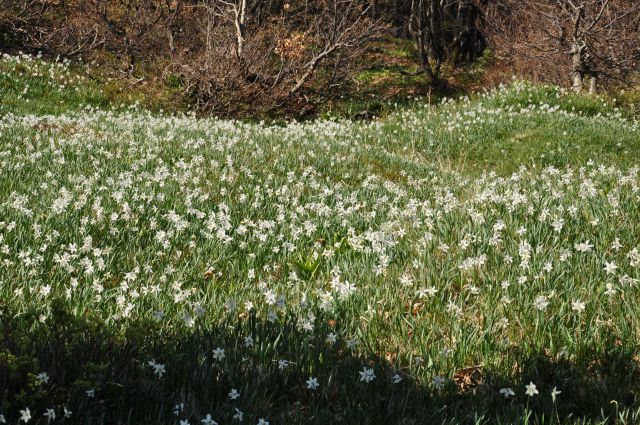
<box><xmin>346</xmin><ymin>338</ymin><xmax>358</xmax><ymax>350</ymax></box>
<box><xmin>499</xmin><ymin>387</ymin><xmax>515</xmax><ymax>398</ymax></box>
<box><xmin>612</xmin><ymin>238</ymin><xmax>623</xmax><ymax>251</ymax></box>
<box><xmin>20</xmin><ymin>408</ymin><xmax>31</xmax><ymax>423</ymax></box>
<box><xmin>229</xmin><ymin>388</ymin><xmax>240</xmax><ymax>400</ymax></box>
<box><xmin>201</xmin><ymin>414</ymin><xmax>218</xmax><ymax>425</ymax></box>
<box><xmin>212</xmin><ymin>347</ymin><xmax>225</xmax><ymax>361</ymax></box>
<box><xmin>43</xmin><ymin>408</ymin><xmax>55</xmax><ymax>423</ymax></box>
<box><xmin>173</xmin><ymin>403</ymin><xmax>184</xmax><ymax>416</ymax></box>
<box><xmin>572</xmin><ymin>299</ymin><xmax>586</xmax><ymax>313</ymax></box>
<box><xmin>278</xmin><ymin>359</ymin><xmax>289</xmax><ymax>370</ymax></box>
<box><xmin>525</xmin><ymin>382</ymin><xmax>539</xmax><ymax>397</ymax></box>
<box><xmin>36</xmin><ymin>372</ymin><xmax>50</xmax><ymax>385</ymax></box>
<box><xmin>359</xmin><ymin>367</ymin><xmax>376</xmax><ymax>383</ymax></box>
<box><xmin>147</xmin><ymin>360</ymin><xmax>166</xmax><ymax>378</ymax></box>
<box><xmin>533</xmin><ymin>295</ymin><xmax>549</xmax><ymax>311</ymax></box>
<box><xmin>551</xmin><ymin>386</ymin><xmax>562</xmax><ymax>402</ymax></box>
<box><xmin>432</xmin><ymin>375</ymin><xmax>446</xmax><ymax>390</ymax></box>
<box><xmin>574</xmin><ymin>241</ymin><xmax>593</xmax><ymax>253</ymax></box>
<box><xmin>306</xmin><ymin>376</ymin><xmax>319</xmax><ymax>390</ymax></box>
<box><xmin>603</xmin><ymin>261</ymin><xmax>618</xmax><ymax>275</ymax></box>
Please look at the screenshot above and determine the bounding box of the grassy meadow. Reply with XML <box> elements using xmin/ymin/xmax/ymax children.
<box><xmin>1</xmin><ymin>53</ymin><xmax>640</xmax><ymax>424</ymax></box>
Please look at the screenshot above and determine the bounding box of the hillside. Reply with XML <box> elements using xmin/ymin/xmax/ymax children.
<box><xmin>1</xmin><ymin>54</ymin><xmax>640</xmax><ymax>425</ymax></box>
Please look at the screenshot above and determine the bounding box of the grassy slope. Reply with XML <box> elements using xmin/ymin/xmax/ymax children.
<box><xmin>1</xmin><ymin>56</ymin><xmax>640</xmax><ymax>425</ymax></box>
<box><xmin>377</xmin><ymin>83</ymin><xmax>640</xmax><ymax>175</ymax></box>
<box><xmin>2</xmin><ymin>55</ymin><xmax>638</xmax><ymax>175</ymax></box>
<box><xmin>0</xmin><ymin>53</ymin><xmax>182</xmax><ymax>116</ymax></box>
<box><xmin>0</xmin><ymin>55</ymin><xmax>109</xmax><ymax>115</ymax></box>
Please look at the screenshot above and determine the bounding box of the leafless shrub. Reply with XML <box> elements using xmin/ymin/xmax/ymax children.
<box><xmin>173</xmin><ymin>0</ymin><xmax>386</xmax><ymax>116</ymax></box>
<box><xmin>82</xmin><ymin>0</ymin><xmax>182</xmax><ymax>71</ymax></box>
<box><xmin>482</xmin><ymin>0</ymin><xmax>640</xmax><ymax>93</ymax></box>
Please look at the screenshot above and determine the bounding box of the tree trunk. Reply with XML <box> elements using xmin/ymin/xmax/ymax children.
<box><xmin>235</xmin><ymin>0</ymin><xmax>247</xmax><ymax>58</ymax></box>
<box><xmin>416</xmin><ymin>31</ymin><xmax>435</xmax><ymax>82</ymax></box>
<box><xmin>428</xmin><ymin>0</ymin><xmax>444</xmax><ymax>62</ymax></box>
<box><xmin>453</xmin><ymin>0</ymin><xmax>472</xmax><ymax>65</ymax></box>
<box><xmin>572</xmin><ymin>70</ymin><xmax>583</xmax><ymax>92</ymax></box>
<box><xmin>206</xmin><ymin>12</ymin><xmax>214</xmax><ymax>54</ymax></box>
<box><xmin>588</xmin><ymin>71</ymin><xmax>598</xmax><ymax>94</ymax></box>
<box><xmin>571</xmin><ymin>43</ymin><xmax>586</xmax><ymax>93</ymax></box>
<box><xmin>393</xmin><ymin>0</ymin><xmax>405</xmax><ymax>36</ymax></box>
<box><xmin>167</xmin><ymin>27</ymin><xmax>175</xmax><ymax>54</ymax></box>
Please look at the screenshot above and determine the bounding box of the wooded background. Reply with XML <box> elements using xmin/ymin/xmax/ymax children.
<box><xmin>2</xmin><ymin>0</ymin><xmax>639</xmax><ymax>116</ymax></box>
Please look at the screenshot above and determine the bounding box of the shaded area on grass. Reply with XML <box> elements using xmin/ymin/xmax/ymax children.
<box><xmin>1</xmin><ymin>300</ymin><xmax>638</xmax><ymax>425</ymax></box>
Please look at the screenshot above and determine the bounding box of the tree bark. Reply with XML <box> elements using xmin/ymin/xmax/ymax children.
<box><xmin>572</xmin><ymin>71</ymin><xmax>583</xmax><ymax>92</ymax></box>
<box><xmin>234</xmin><ymin>0</ymin><xmax>247</xmax><ymax>58</ymax></box>
<box><xmin>571</xmin><ymin>43</ymin><xmax>586</xmax><ymax>92</ymax></box>
<box><xmin>588</xmin><ymin>71</ymin><xmax>598</xmax><ymax>94</ymax></box>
